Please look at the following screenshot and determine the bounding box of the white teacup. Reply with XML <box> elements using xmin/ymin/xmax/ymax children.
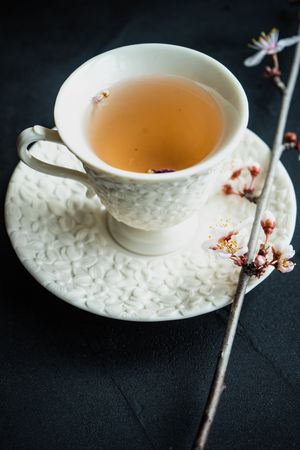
<box><xmin>17</xmin><ymin>44</ymin><xmax>248</xmax><ymax>255</ymax></box>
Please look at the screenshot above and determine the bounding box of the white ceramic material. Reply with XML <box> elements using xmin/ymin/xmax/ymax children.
<box><xmin>17</xmin><ymin>44</ymin><xmax>248</xmax><ymax>255</ymax></box>
<box><xmin>6</xmin><ymin>130</ymin><xmax>296</xmax><ymax>322</ymax></box>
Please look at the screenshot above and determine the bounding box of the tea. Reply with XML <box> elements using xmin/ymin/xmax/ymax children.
<box><xmin>88</xmin><ymin>75</ymin><xmax>225</xmax><ymax>173</ymax></box>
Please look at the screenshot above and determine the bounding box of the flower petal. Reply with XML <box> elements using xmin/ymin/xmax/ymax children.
<box><xmin>261</xmin><ymin>210</ymin><xmax>276</xmax><ymax>224</ymax></box>
<box><xmin>273</xmin><ymin>242</ymin><xmax>283</xmax><ymax>252</ymax></box>
<box><xmin>207</xmin><ymin>228</ymin><xmax>225</xmax><ymax>242</ymax></box>
<box><xmin>277</xmin><ymin>261</ymin><xmax>295</xmax><ymax>273</ymax></box>
<box><xmin>270</xmin><ymin>28</ymin><xmax>279</xmax><ymax>45</ymax></box>
<box><xmin>277</xmin><ymin>36</ymin><xmax>300</xmax><ymax>50</ymax></box>
<box><xmin>255</xmin><ymin>255</ymin><xmax>266</xmax><ymax>266</ymax></box>
<box><xmin>244</xmin><ymin>50</ymin><xmax>267</xmax><ymax>67</ymax></box>
<box><xmin>282</xmin><ymin>244</ymin><xmax>295</xmax><ymax>259</ymax></box>
<box><xmin>202</xmin><ymin>239</ymin><xmax>213</xmax><ymax>251</ymax></box>
<box><xmin>273</xmin><ymin>243</ymin><xmax>295</xmax><ymax>263</ymax></box>
<box><xmin>248</xmin><ymin>42</ymin><xmax>264</xmax><ymax>50</ymax></box>
<box><xmin>235</xmin><ymin>246</ymin><xmax>248</xmax><ymax>257</ymax></box>
<box><xmin>215</xmin><ymin>251</ymin><xmax>232</xmax><ymax>259</ymax></box>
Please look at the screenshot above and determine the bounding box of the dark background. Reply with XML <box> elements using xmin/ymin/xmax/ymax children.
<box><xmin>1</xmin><ymin>1</ymin><xmax>300</xmax><ymax>449</ymax></box>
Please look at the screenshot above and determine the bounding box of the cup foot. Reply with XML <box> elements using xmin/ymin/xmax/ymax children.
<box><xmin>106</xmin><ymin>213</ymin><xmax>199</xmax><ymax>256</ymax></box>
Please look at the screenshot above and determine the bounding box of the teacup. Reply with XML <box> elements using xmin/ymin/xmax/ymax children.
<box><xmin>17</xmin><ymin>44</ymin><xmax>248</xmax><ymax>255</ymax></box>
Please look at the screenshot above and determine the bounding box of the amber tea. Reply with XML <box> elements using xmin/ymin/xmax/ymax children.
<box><xmin>88</xmin><ymin>75</ymin><xmax>225</xmax><ymax>173</ymax></box>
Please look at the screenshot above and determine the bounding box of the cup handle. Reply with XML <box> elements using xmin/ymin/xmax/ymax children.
<box><xmin>17</xmin><ymin>125</ymin><xmax>96</xmax><ymax>198</ymax></box>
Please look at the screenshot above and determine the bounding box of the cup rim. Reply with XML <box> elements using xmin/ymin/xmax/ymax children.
<box><xmin>54</xmin><ymin>43</ymin><xmax>249</xmax><ymax>181</ymax></box>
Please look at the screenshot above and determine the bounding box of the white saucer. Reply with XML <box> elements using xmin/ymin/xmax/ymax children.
<box><xmin>5</xmin><ymin>130</ymin><xmax>296</xmax><ymax>321</ymax></box>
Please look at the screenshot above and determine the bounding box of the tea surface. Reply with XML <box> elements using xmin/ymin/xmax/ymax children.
<box><xmin>88</xmin><ymin>76</ymin><xmax>224</xmax><ymax>172</ymax></box>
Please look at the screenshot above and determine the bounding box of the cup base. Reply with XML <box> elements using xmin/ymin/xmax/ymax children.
<box><xmin>107</xmin><ymin>213</ymin><xmax>199</xmax><ymax>256</ymax></box>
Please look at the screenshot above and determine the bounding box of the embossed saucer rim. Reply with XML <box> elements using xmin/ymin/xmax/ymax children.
<box><xmin>5</xmin><ymin>129</ymin><xmax>297</xmax><ymax>322</ymax></box>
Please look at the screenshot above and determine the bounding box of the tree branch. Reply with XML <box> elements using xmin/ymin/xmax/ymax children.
<box><xmin>193</xmin><ymin>10</ymin><xmax>300</xmax><ymax>450</ymax></box>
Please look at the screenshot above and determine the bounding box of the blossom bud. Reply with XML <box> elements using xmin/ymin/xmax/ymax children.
<box><xmin>230</xmin><ymin>168</ymin><xmax>242</xmax><ymax>180</ymax></box>
<box><xmin>272</xmin><ymin>67</ymin><xmax>281</xmax><ymax>77</ymax></box>
<box><xmin>248</xmin><ymin>162</ymin><xmax>260</xmax><ymax>177</ymax></box>
<box><xmin>264</xmin><ymin>66</ymin><xmax>273</xmax><ymax>78</ymax></box>
<box><xmin>284</xmin><ymin>131</ymin><xmax>297</xmax><ymax>143</ymax></box>
<box><xmin>255</xmin><ymin>254</ymin><xmax>266</xmax><ymax>267</ymax></box>
<box><xmin>260</xmin><ymin>210</ymin><xmax>276</xmax><ymax>236</ymax></box>
<box><xmin>222</xmin><ymin>184</ymin><xmax>234</xmax><ymax>195</ymax></box>
<box><xmin>263</xmin><ymin>66</ymin><xmax>281</xmax><ymax>78</ymax></box>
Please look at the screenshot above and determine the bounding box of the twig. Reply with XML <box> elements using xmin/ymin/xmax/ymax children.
<box><xmin>193</xmin><ymin>11</ymin><xmax>300</xmax><ymax>450</ymax></box>
<box><xmin>271</xmin><ymin>53</ymin><xmax>287</xmax><ymax>92</ymax></box>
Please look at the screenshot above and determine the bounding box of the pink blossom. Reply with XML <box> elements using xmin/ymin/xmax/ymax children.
<box><xmin>248</xmin><ymin>162</ymin><xmax>261</xmax><ymax>177</ymax></box>
<box><xmin>223</xmin><ymin>160</ymin><xmax>261</xmax><ymax>201</ymax></box>
<box><xmin>260</xmin><ymin>210</ymin><xmax>276</xmax><ymax>237</ymax></box>
<box><xmin>284</xmin><ymin>131</ymin><xmax>298</xmax><ymax>143</ymax></box>
<box><xmin>244</xmin><ymin>28</ymin><xmax>300</xmax><ymax>67</ymax></box>
<box><xmin>272</xmin><ymin>243</ymin><xmax>295</xmax><ymax>273</ymax></box>
<box><xmin>230</xmin><ymin>168</ymin><xmax>242</xmax><ymax>180</ymax></box>
<box><xmin>255</xmin><ymin>254</ymin><xmax>266</xmax><ymax>267</ymax></box>
<box><xmin>223</xmin><ymin>184</ymin><xmax>235</xmax><ymax>195</ymax></box>
<box><xmin>203</xmin><ymin>219</ymin><xmax>250</xmax><ymax>259</ymax></box>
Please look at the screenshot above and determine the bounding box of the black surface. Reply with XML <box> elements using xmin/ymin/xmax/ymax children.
<box><xmin>1</xmin><ymin>1</ymin><xmax>300</xmax><ymax>449</ymax></box>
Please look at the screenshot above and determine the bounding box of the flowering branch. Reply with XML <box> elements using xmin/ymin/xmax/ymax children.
<box><xmin>244</xmin><ymin>27</ymin><xmax>300</xmax><ymax>93</ymax></box>
<box><xmin>193</xmin><ymin>9</ymin><xmax>300</xmax><ymax>450</ymax></box>
<box><xmin>203</xmin><ymin>211</ymin><xmax>295</xmax><ymax>278</ymax></box>
<box><xmin>265</xmin><ymin>51</ymin><xmax>286</xmax><ymax>92</ymax></box>
<box><xmin>223</xmin><ymin>132</ymin><xmax>300</xmax><ymax>201</ymax></box>
<box><xmin>223</xmin><ymin>162</ymin><xmax>261</xmax><ymax>203</ymax></box>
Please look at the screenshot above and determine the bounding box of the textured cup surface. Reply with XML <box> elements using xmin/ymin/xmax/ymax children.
<box><xmin>85</xmin><ymin>166</ymin><xmax>215</xmax><ymax>230</ymax></box>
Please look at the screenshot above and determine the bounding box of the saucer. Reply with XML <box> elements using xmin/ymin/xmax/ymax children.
<box><xmin>5</xmin><ymin>130</ymin><xmax>296</xmax><ymax>321</ymax></box>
